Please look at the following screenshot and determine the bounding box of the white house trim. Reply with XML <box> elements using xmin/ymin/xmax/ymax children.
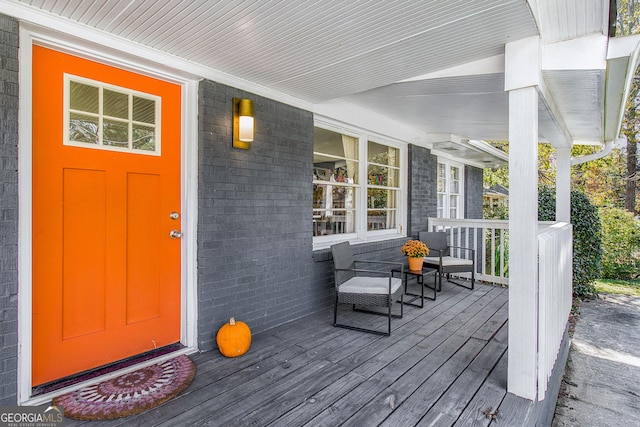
<box><xmin>17</xmin><ymin>27</ymin><xmax>199</xmax><ymax>404</ymax></box>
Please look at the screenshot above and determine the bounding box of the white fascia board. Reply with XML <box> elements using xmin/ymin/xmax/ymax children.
<box><xmin>400</xmin><ymin>54</ymin><xmax>505</xmax><ymax>82</ymax></box>
<box><xmin>1</xmin><ymin>0</ymin><xmax>312</xmax><ymax>111</ymax></box>
<box><xmin>604</xmin><ymin>35</ymin><xmax>640</xmax><ymax>141</ymax></box>
<box><xmin>607</xmin><ymin>34</ymin><xmax>640</xmax><ymax>59</ymax></box>
<box><xmin>468</xmin><ymin>140</ymin><xmax>509</xmax><ymax>162</ymax></box>
<box><xmin>429</xmin><ymin>148</ymin><xmax>487</xmax><ymax>170</ymax></box>
<box><xmin>542</xmin><ymin>35</ymin><xmax>608</xmax><ymax>71</ymax></box>
<box><xmin>313</xmin><ymin>99</ymin><xmax>427</xmax><ymax>146</ymax></box>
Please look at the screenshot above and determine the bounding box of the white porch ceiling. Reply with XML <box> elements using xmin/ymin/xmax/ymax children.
<box><xmin>6</xmin><ymin>0</ymin><xmax>630</xmax><ymax>149</ymax></box>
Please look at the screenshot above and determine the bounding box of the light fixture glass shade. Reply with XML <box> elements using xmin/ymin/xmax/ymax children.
<box><xmin>233</xmin><ymin>98</ymin><xmax>254</xmax><ymax>149</ymax></box>
<box><xmin>238</xmin><ymin>116</ymin><xmax>254</xmax><ymax>142</ymax></box>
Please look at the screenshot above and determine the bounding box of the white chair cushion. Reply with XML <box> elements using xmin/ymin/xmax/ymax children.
<box><xmin>423</xmin><ymin>256</ymin><xmax>473</xmax><ymax>267</ymax></box>
<box><xmin>339</xmin><ymin>276</ymin><xmax>402</xmax><ymax>295</ymax></box>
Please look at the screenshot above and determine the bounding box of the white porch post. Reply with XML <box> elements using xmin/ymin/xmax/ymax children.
<box><xmin>505</xmin><ymin>37</ymin><xmax>540</xmax><ymax>400</ymax></box>
<box><xmin>555</xmin><ymin>147</ymin><xmax>571</xmax><ymax>222</ymax></box>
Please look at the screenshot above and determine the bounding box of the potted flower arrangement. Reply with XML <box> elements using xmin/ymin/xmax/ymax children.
<box><xmin>401</xmin><ymin>239</ymin><xmax>429</xmax><ymax>271</ymax></box>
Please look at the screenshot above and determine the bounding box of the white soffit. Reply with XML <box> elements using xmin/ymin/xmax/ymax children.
<box><xmin>9</xmin><ymin>0</ymin><xmax>538</xmax><ymax>103</ymax></box>
<box><xmin>5</xmin><ymin>0</ymin><xmax>629</xmax><ymax>153</ymax></box>
<box><xmin>530</xmin><ymin>0</ymin><xmax>610</xmax><ymax>44</ymax></box>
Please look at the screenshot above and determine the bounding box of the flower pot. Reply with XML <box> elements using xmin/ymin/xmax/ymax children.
<box><xmin>408</xmin><ymin>256</ymin><xmax>423</xmax><ymax>271</ymax></box>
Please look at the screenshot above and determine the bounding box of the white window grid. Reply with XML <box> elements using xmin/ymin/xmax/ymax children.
<box><xmin>63</xmin><ymin>73</ymin><xmax>162</xmax><ymax>156</ymax></box>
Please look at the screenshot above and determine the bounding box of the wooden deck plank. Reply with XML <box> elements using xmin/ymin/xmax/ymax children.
<box><xmin>265</xmin><ymin>290</ymin><xmax>474</xmax><ymax>427</ymax></box>
<box><xmin>156</xmin><ymin>329</ymin><xmax>378</xmax><ymax>426</ymax></box>
<box><xmin>339</xmin><ymin>290</ymin><xmax>509</xmax><ymax>426</ymax></box>
<box><xmin>59</xmin><ymin>283</ymin><xmax>541</xmax><ymax>427</ymax></box>
<box><xmin>415</xmin><ymin>321</ymin><xmax>508</xmax><ymax>426</ymax></box>
<box><xmin>454</xmin><ymin>350</ymin><xmax>509</xmax><ymax>427</ymax></box>
<box><xmin>303</xmin><ymin>287</ymin><xmax>508</xmax><ymax>426</ymax></box>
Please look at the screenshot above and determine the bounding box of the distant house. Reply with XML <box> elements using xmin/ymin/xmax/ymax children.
<box><xmin>484</xmin><ymin>184</ymin><xmax>510</xmax><ymax>217</ymax></box>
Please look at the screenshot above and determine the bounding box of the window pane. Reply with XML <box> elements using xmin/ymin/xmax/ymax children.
<box><xmin>437</xmin><ymin>194</ymin><xmax>445</xmax><ymax>210</ymax></box>
<box><xmin>368</xmin><ymin>188</ymin><xmax>392</xmax><ymax>209</ymax></box>
<box><xmin>103</xmin><ymin>89</ymin><xmax>129</xmax><ymax>119</ymax></box>
<box><xmin>70</xmin><ymin>81</ymin><xmax>99</xmax><ymax>113</ymax></box>
<box><xmin>367</xmin><ymin>210</ymin><xmax>395</xmax><ymax>230</ymax></box>
<box><xmin>450</xmin><ymin>179</ymin><xmax>460</xmax><ymax>194</ymax></box>
<box><xmin>132</xmin><ymin>124</ymin><xmax>155</xmax><ymax>151</ymax></box>
<box><xmin>450</xmin><ymin>195</ymin><xmax>458</xmax><ymax>218</ymax></box>
<box><xmin>133</xmin><ymin>96</ymin><xmax>155</xmax><ymax>124</ymax></box>
<box><xmin>368</xmin><ymin>141</ymin><xmax>399</xmax><ymax>167</ymax></box>
<box><xmin>367</xmin><ymin>165</ymin><xmax>397</xmax><ymax>186</ymax></box>
<box><xmin>314</xmin><ymin>128</ymin><xmax>358</xmax><ymax>159</ymax></box>
<box><xmin>103</xmin><ymin>119</ymin><xmax>129</xmax><ymax>148</ymax></box>
<box><xmin>450</xmin><ymin>166</ymin><xmax>460</xmax><ymax>193</ymax></box>
<box><xmin>313</xmin><ymin>210</ymin><xmax>356</xmax><ymax>236</ymax></box>
<box><xmin>69</xmin><ymin>113</ymin><xmax>99</xmax><ymax>144</ymax></box>
<box><xmin>313</xmin><ymin>128</ymin><xmax>358</xmax><ymax>184</ymax></box>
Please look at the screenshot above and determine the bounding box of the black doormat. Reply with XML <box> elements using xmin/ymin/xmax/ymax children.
<box><xmin>32</xmin><ymin>343</ymin><xmax>183</xmax><ymax>396</ymax></box>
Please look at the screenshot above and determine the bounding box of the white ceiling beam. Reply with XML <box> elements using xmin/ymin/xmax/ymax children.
<box><xmin>542</xmin><ymin>35</ymin><xmax>608</xmax><ymax>71</ymax></box>
<box><xmin>536</xmin><ymin>76</ymin><xmax>573</xmax><ymax>148</ymax></box>
<box><xmin>505</xmin><ymin>36</ymin><xmax>573</xmax><ymax>148</ymax></box>
<box><xmin>400</xmin><ymin>54</ymin><xmax>505</xmax><ymax>82</ymax></box>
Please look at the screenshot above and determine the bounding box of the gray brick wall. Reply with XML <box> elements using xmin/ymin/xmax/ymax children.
<box><xmin>198</xmin><ymin>80</ymin><xmax>318</xmax><ymax>351</ymax></box>
<box><xmin>0</xmin><ymin>13</ymin><xmax>18</xmax><ymax>405</ymax></box>
<box><xmin>465</xmin><ymin>165</ymin><xmax>484</xmax><ymax>219</ymax></box>
<box><xmin>408</xmin><ymin>145</ymin><xmax>437</xmax><ymax>237</ymax></box>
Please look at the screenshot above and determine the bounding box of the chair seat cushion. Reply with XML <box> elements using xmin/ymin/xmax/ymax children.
<box><xmin>423</xmin><ymin>256</ymin><xmax>473</xmax><ymax>267</ymax></box>
<box><xmin>338</xmin><ymin>276</ymin><xmax>402</xmax><ymax>295</ymax></box>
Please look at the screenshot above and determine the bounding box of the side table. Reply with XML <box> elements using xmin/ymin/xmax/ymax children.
<box><xmin>391</xmin><ymin>267</ymin><xmax>437</xmax><ymax>308</ymax></box>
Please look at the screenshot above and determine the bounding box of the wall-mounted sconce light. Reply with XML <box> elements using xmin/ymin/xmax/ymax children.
<box><xmin>233</xmin><ymin>98</ymin><xmax>254</xmax><ymax>149</ymax></box>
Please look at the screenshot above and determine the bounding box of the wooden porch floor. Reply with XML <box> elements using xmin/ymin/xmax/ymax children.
<box><xmin>65</xmin><ymin>281</ymin><xmax>541</xmax><ymax>426</ymax></box>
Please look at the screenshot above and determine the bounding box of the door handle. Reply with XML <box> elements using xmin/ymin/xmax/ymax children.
<box><xmin>170</xmin><ymin>230</ymin><xmax>182</xmax><ymax>239</ymax></box>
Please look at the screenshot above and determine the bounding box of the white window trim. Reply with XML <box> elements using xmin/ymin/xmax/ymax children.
<box><xmin>436</xmin><ymin>158</ymin><xmax>465</xmax><ymax>219</ymax></box>
<box><xmin>313</xmin><ymin>118</ymin><xmax>408</xmax><ymax>250</ymax></box>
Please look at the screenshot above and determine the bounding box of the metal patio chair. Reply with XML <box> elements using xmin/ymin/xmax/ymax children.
<box><xmin>419</xmin><ymin>231</ymin><xmax>475</xmax><ymax>291</ymax></box>
<box><xmin>330</xmin><ymin>241</ymin><xmax>404</xmax><ymax>336</ymax></box>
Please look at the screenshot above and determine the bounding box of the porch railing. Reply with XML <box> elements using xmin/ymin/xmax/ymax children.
<box><xmin>428</xmin><ymin>218</ymin><xmax>574</xmax><ymax>400</ymax></box>
<box><xmin>427</xmin><ymin>218</ymin><xmax>509</xmax><ymax>285</ymax></box>
<box><xmin>537</xmin><ymin>222</ymin><xmax>573</xmax><ymax>400</ymax></box>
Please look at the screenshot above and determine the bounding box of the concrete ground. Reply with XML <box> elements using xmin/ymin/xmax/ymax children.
<box><xmin>553</xmin><ymin>294</ymin><xmax>640</xmax><ymax>426</ymax></box>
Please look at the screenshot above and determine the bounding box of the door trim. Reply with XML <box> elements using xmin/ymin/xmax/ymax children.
<box><xmin>17</xmin><ymin>27</ymin><xmax>199</xmax><ymax>405</ymax></box>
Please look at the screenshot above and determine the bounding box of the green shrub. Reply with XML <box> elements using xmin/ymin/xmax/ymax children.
<box><xmin>538</xmin><ymin>186</ymin><xmax>602</xmax><ymax>297</ymax></box>
<box><xmin>600</xmin><ymin>207</ymin><xmax>640</xmax><ymax>280</ymax></box>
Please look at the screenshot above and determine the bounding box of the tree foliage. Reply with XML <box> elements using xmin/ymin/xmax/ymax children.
<box><xmin>600</xmin><ymin>207</ymin><xmax>640</xmax><ymax>279</ymax></box>
<box><xmin>617</xmin><ymin>0</ymin><xmax>640</xmax><ymax>213</ymax></box>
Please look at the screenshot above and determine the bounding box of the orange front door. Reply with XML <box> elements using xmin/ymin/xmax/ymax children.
<box><xmin>32</xmin><ymin>46</ymin><xmax>182</xmax><ymax>386</ymax></box>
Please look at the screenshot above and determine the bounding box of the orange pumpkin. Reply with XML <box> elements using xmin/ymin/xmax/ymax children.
<box><xmin>216</xmin><ymin>317</ymin><xmax>251</xmax><ymax>357</ymax></box>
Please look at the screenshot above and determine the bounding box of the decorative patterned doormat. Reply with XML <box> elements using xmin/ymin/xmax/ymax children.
<box><xmin>53</xmin><ymin>355</ymin><xmax>195</xmax><ymax>420</ymax></box>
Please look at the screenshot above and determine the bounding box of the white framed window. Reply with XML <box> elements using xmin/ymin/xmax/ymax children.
<box><xmin>313</xmin><ymin>122</ymin><xmax>406</xmax><ymax>248</ymax></box>
<box><xmin>437</xmin><ymin>159</ymin><xmax>464</xmax><ymax>218</ymax></box>
<box><xmin>367</xmin><ymin>140</ymin><xmax>400</xmax><ymax>233</ymax></box>
<box><xmin>64</xmin><ymin>74</ymin><xmax>161</xmax><ymax>155</ymax></box>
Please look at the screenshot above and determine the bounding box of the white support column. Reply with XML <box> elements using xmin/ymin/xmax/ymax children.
<box><xmin>555</xmin><ymin>146</ymin><xmax>571</xmax><ymax>223</ymax></box>
<box><xmin>507</xmin><ymin>86</ymin><xmax>539</xmax><ymax>400</ymax></box>
<box><xmin>505</xmin><ymin>36</ymin><xmax>541</xmax><ymax>401</ymax></box>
